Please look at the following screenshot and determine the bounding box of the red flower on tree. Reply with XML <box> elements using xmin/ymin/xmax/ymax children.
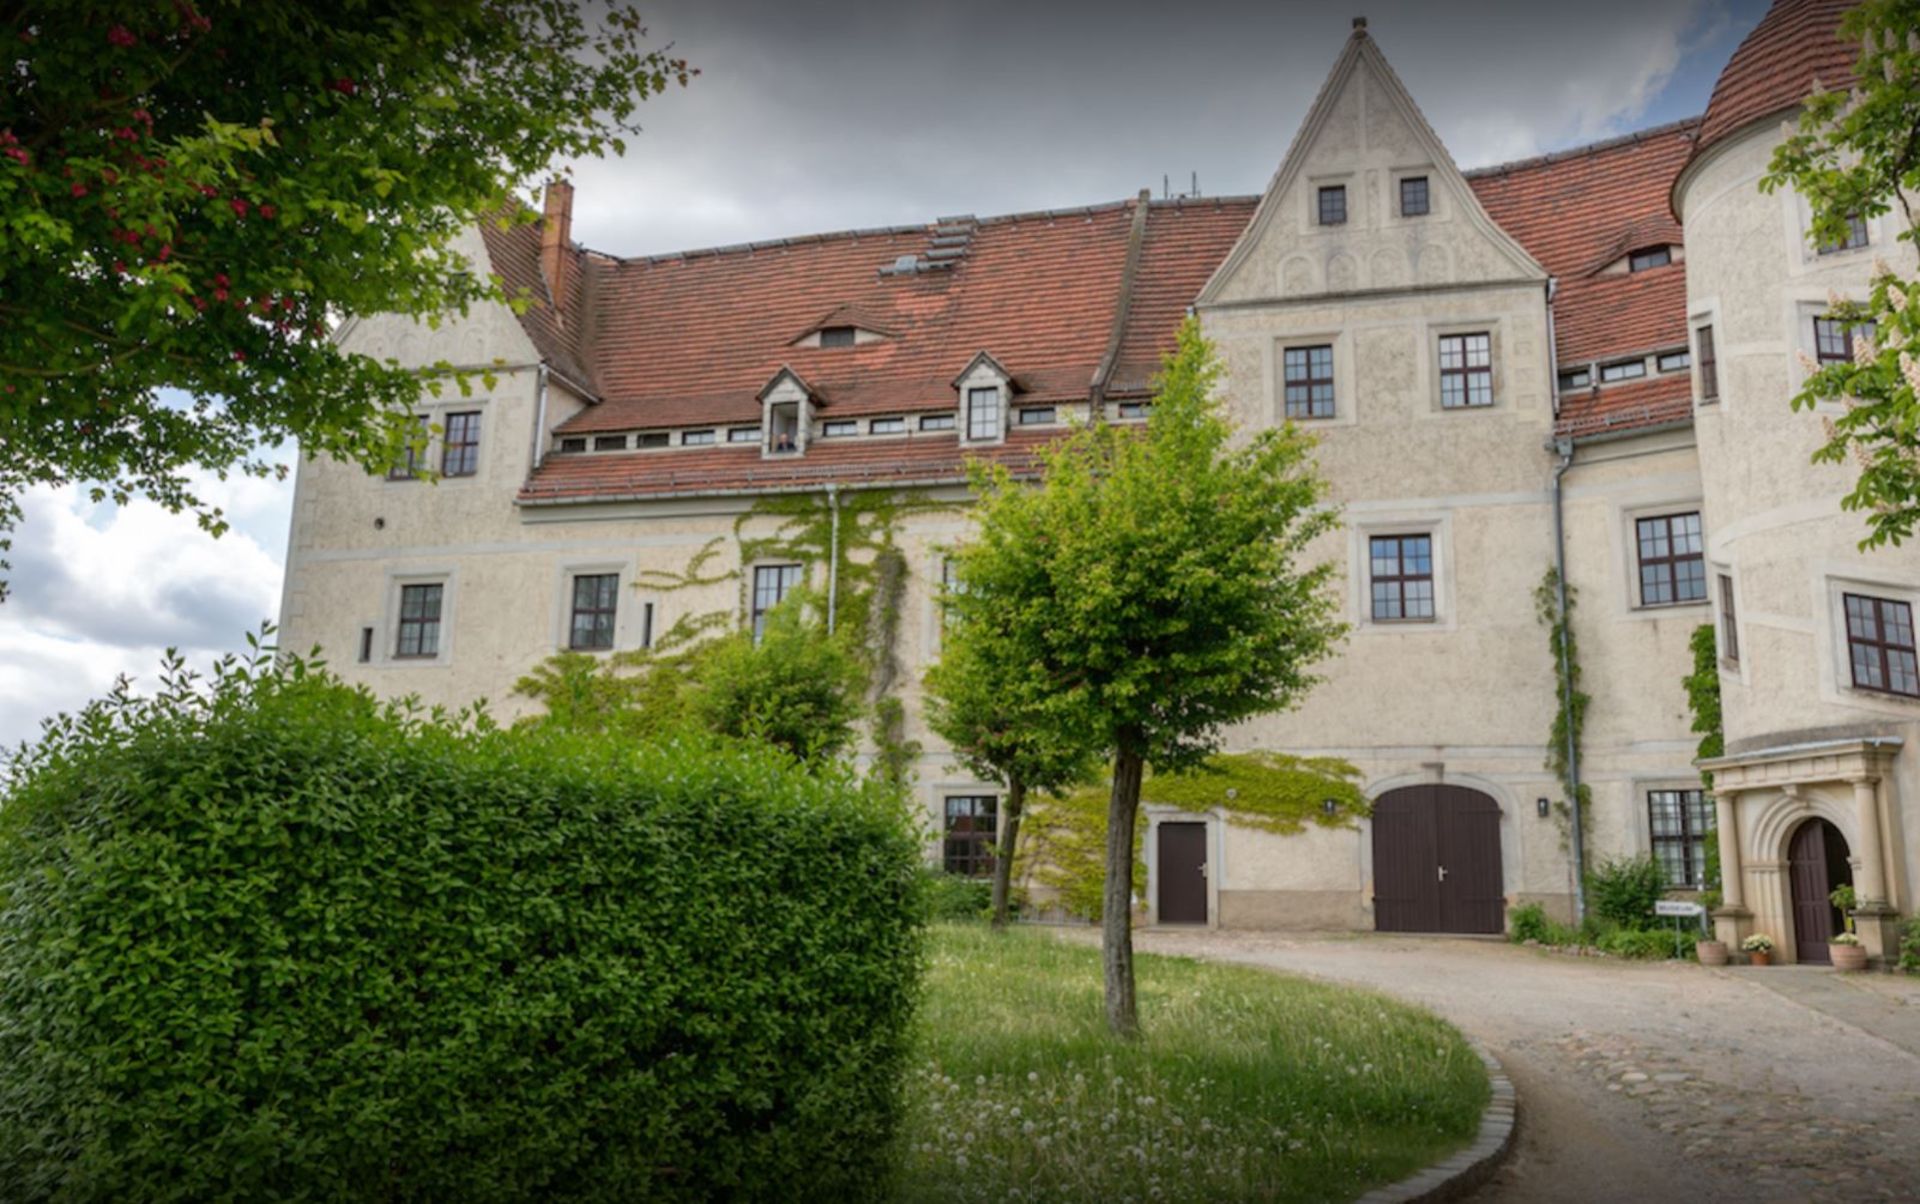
<box><xmin>106</xmin><ymin>25</ymin><xmax>138</xmax><ymax>49</ymax></box>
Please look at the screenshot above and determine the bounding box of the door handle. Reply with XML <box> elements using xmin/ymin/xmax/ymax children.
<box><xmin>1199</xmin><ymin>862</ymin><xmax>1209</xmax><ymax>879</ymax></box>
<box><xmin>1437</xmin><ymin>865</ymin><xmax>1449</xmax><ymax>882</ymax></box>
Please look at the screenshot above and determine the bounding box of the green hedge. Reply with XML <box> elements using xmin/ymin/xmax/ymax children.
<box><xmin>0</xmin><ymin>654</ymin><xmax>923</xmax><ymax>1201</ymax></box>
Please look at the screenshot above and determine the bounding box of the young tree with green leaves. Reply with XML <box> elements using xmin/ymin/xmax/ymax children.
<box><xmin>923</xmin><ymin>609</ymin><xmax>1099</xmax><ymax>928</ymax></box>
<box><xmin>949</xmin><ymin>319</ymin><xmax>1345</xmax><ymax>1035</ymax></box>
<box><xmin>0</xmin><ymin>4</ymin><xmax>693</xmax><ymax>592</ymax></box>
<box><xmin>1763</xmin><ymin>0</ymin><xmax>1920</xmax><ymax>546</ymax></box>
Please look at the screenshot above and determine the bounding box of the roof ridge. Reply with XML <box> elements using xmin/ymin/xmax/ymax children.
<box><xmin>1463</xmin><ymin>115</ymin><xmax>1703</xmax><ymax>180</ymax></box>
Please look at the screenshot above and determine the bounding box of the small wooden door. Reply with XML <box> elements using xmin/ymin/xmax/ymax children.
<box><xmin>1157</xmin><ymin>822</ymin><xmax>1209</xmax><ymax>925</ymax></box>
<box><xmin>1788</xmin><ymin>819</ymin><xmax>1851</xmax><ymax>965</ymax></box>
<box><xmin>1373</xmin><ymin>785</ymin><xmax>1504</xmax><ymax>934</ymax></box>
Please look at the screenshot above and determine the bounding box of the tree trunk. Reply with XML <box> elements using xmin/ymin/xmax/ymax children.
<box><xmin>991</xmin><ymin>777</ymin><xmax>1026</xmax><ymax>930</ymax></box>
<box><xmin>1103</xmin><ymin>745</ymin><xmax>1145</xmax><ymax>1037</ymax></box>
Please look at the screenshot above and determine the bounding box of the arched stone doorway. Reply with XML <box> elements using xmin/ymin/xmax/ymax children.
<box><xmin>1371</xmin><ymin>785</ymin><xmax>1504</xmax><ymax>934</ymax></box>
<box><xmin>1787</xmin><ymin>818</ymin><xmax>1852</xmax><ymax>965</ymax></box>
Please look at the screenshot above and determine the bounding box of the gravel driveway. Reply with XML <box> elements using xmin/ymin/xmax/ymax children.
<box><xmin>1080</xmin><ymin>928</ymin><xmax>1920</xmax><ymax>1203</ymax></box>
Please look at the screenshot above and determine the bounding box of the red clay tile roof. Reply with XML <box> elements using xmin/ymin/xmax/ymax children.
<box><xmin>519</xmin><ymin>427</ymin><xmax>1059</xmax><ymax>503</ymax></box>
<box><xmin>478</xmin><ymin>211</ymin><xmax>596</xmax><ymax>392</ymax></box>
<box><xmin>1109</xmin><ymin>198</ymin><xmax>1260</xmax><ymax>396</ymax></box>
<box><xmin>1553</xmin><ymin>374</ymin><xmax>1694</xmax><ymax>441</ymax></box>
<box><xmin>1692</xmin><ymin>0</ymin><xmax>1859</xmax><ymax>172</ymax></box>
<box><xmin>1468</xmin><ymin>119</ymin><xmax>1700</xmax><ymax>439</ymax></box>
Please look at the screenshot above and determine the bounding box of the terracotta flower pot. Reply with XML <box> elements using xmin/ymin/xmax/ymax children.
<box><xmin>1749</xmin><ymin>949</ymin><xmax>1771</xmax><ymax>966</ymax></box>
<box><xmin>1831</xmin><ymin>943</ymin><xmax>1868</xmax><ymax>972</ymax></box>
<box><xmin>1696</xmin><ymin>939</ymin><xmax>1728</xmax><ymax>966</ymax></box>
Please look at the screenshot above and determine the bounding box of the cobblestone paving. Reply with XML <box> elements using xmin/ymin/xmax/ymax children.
<box><xmin>1066</xmin><ymin>928</ymin><xmax>1920</xmax><ymax>1203</ymax></box>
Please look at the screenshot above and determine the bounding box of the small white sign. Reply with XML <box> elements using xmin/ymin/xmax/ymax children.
<box><xmin>1655</xmin><ymin>900</ymin><xmax>1705</xmax><ymax>918</ymax></box>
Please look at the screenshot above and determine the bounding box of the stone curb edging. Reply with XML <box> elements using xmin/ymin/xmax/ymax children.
<box><xmin>1355</xmin><ymin>1043</ymin><xmax>1517</xmax><ymax>1204</ymax></box>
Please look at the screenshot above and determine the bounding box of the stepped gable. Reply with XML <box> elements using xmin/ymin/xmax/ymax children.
<box><xmin>1691</xmin><ymin>0</ymin><xmax>1860</xmax><ymax>174</ymax></box>
<box><xmin>1469</xmin><ymin>119</ymin><xmax>1701</xmax><ymax>439</ymax></box>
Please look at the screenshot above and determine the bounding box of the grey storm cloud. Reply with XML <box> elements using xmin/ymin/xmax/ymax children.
<box><xmin>558</xmin><ymin>0</ymin><xmax>1762</xmax><ymax>258</ymax></box>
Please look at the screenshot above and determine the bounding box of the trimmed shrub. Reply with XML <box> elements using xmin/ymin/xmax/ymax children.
<box><xmin>0</xmin><ymin>650</ymin><xmax>923</xmax><ymax>1201</ymax></box>
<box><xmin>1586</xmin><ymin>855</ymin><xmax>1668</xmax><ymax>929</ymax></box>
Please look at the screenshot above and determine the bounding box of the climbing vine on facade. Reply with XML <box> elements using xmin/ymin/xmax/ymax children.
<box><xmin>1534</xmin><ymin>566</ymin><xmax>1590</xmax><ymax>845</ymax></box>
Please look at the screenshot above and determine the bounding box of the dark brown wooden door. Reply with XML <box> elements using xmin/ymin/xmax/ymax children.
<box><xmin>1157</xmin><ymin>822</ymin><xmax>1208</xmax><ymax>925</ymax></box>
<box><xmin>1373</xmin><ymin>785</ymin><xmax>1504</xmax><ymax>934</ymax></box>
<box><xmin>1788</xmin><ymin>818</ymin><xmax>1851</xmax><ymax>964</ymax></box>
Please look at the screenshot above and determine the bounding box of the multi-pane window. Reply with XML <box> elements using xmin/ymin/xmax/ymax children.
<box><xmin>395</xmin><ymin>583</ymin><xmax>443</xmax><ymax>659</ymax></box>
<box><xmin>1116</xmin><ymin>401</ymin><xmax>1150</xmax><ymax>419</ymax></box>
<box><xmin>1718</xmin><ymin>574</ymin><xmax>1739</xmax><ymax>663</ymax></box>
<box><xmin>1819</xmin><ymin>214</ymin><xmax>1869</xmax><ymax>254</ymax></box>
<box><xmin>1629</xmin><ymin>246</ymin><xmax>1672</xmax><ymax>272</ymax></box>
<box><xmin>1399</xmin><ymin>176</ymin><xmax>1429</xmax><ymax>217</ymax></box>
<box><xmin>1438</xmin><ymin>333</ymin><xmax>1493</xmax><ymax>408</ymax></box>
<box><xmin>1844</xmin><ymin>593</ymin><xmax>1920</xmax><ymax>697</ymax></box>
<box><xmin>1369</xmin><ymin>535</ymin><xmax>1434</xmax><ymax>621</ymax></box>
<box><xmin>637</xmin><ymin>432</ymin><xmax>670</xmax><ymax>449</ymax></box>
<box><xmin>594</xmin><ymin>434</ymin><xmax>628</xmax><ymax>452</ymax></box>
<box><xmin>822</xmin><ymin>420</ymin><xmax>857</xmax><ymax>437</ymax></box>
<box><xmin>1656</xmin><ymin>351</ymin><xmax>1690</xmax><ymax>373</ymax></box>
<box><xmin>1017</xmin><ymin>406</ymin><xmax>1056</xmax><ymax>425</ymax></box>
<box><xmin>1600</xmin><ymin>359</ymin><xmax>1647</xmax><ymax>382</ymax></box>
<box><xmin>943</xmin><ymin>795</ymin><xmax>998</xmax><ymax>878</ymax></box>
<box><xmin>920</xmin><ymin>413</ymin><xmax>956</xmax><ymax>431</ymax></box>
<box><xmin>967</xmin><ymin>386</ymin><xmax>1002</xmax><ymax>441</ymax></box>
<box><xmin>1636</xmin><ymin>512</ymin><xmax>1706</xmax><ymax>605</ymax></box>
<box><xmin>441</xmin><ymin>411</ymin><xmax>481</xmax><ymax>477</ymax></box>
<box><xmin>1317</xmin><ymin>185</ymin><xmax>1347</xmax><ymax>226</ymax></box>
<box><xmin>1283</xmin><ymin>345</ymin><xmax>1335</xmax><ymax>419</ymax></box>
<box><xmin>751</xmin><ymin>563</ymin><xmax>804</xmax><ymax>642</ymax></box>
<box><xmin>388</xmin><ymin>414</ymin><xmax>429</xmax><ymax>480</ymax></box>
<box><xmin>1815</xmin><ymin>316</ymin><xmax>1875</xmax><ymax>366</ymax></box>
<box><xmin>559</xmin><ymin>436</ymin><xmax>587</xmax><ymax>454</ymax></box>
<box><xmin>1697</xmin><ymin>325</ymin><xmax>1718</xmax><ymax>402</ymax></box>
<box><xmin>569</xmin><ymin>573</ymin><xmax>619</xmax><ymax>651</ymax></box>
<box><xmin>682</xmin><ymin>429</ymin><xmax>716</xmax><ymax>446</ymax></box>
<box><xmin>870</xmin><ymin>416</ymin><xmax>907</xmax><ymax>435</ymax></box>
<box><xmin>818</xmin><ymin>326</ymin><xmax>857</xmax><ymax>348</ymax></box>
<box><xmin>1558</xmin><ymin>368</ymin><xmax>1591</xmax><ymax>391</ymax></box>
<box><xmin>727</xmin><ymin>427</ymin><xmax>761</xmax><ymax>444</ymax></box>
<box><xmin>1648</xmin><ymin>789</ymin><xmax>1713</xmax><ymax>888</ymax></box>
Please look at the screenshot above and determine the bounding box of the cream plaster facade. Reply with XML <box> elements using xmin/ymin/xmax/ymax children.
<box><xmin>280</xmin><ymin>21</ymin><xmax>1906</xmax><ymax>951</ymax></box>
<box><xmin>1678</xmin><ymin>116</ymin><xmax>1920</xmax><ymax>965</ymax></box>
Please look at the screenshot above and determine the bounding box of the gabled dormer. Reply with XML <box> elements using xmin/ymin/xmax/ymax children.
<box><xmin>953</xmin><ymin>352</ymin><xmax>1013</xmax><ymax>445</ymax></box>
<box><xmin>1197</xmin><ymin>17</ymin><xmax>1544</xmax><ymax>306</ymax></box>
<box><xmin>757</xmin><ymin>366</ymin><xmax>815</xmax><ymax>458</ymax></box>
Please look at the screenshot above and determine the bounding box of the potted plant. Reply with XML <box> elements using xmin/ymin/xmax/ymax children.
<box><xmin>1696</xmin><ymin>886</ymin><xmax>1727</xmax><ymax>964</ymax></box>
<box><xmin>1742</xmin><ymin>933</ymin><xmax>1775</xmax><ymax>966</ymax></box>
<box><xmin>1831</xmin><ymin>931</ymin><xmax>1868</xmax><ymax>972</ymax></box>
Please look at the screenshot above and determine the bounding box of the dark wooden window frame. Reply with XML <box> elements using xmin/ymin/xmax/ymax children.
<box><xmin>441</xmin><ymin>410</ymin><xmax>481</xmax><ymax>477</ymax></box>
<box><xmin>394</xmin><ymin>582</ymin><xmax>444</xmax><ymax>659</ymax></box>
<box><xmin>1399</xmin><ymin>176</ymin><xmax>1429</xmax><ymax>217</ymax></box>
<box><xmin>1696</xmin><ymin>324</ymin><xmax>1718</xmax><ymax>402</ymax></box>
<box><xmin>1116</xmin><ymin>400</ymin><xmax>1150</xmax><ymax>420</ymax></box>
<box><xmin>1843</xmin><ymin>592</ymin><xmax>1920</xmax><ymax>698</ymax></box>
<box><xmin>1369</xmin><ymin>534</ymin><xmax>1435</xmax><ymax>622</ymax></box>
<box><xmin>1437</xmin><ymin>332</ymin><xmax>1493</xmax><ymax>409</ymax></box>
<box><xmin>636</xmin><ymin>431</ymin><xmax>670</xmax><ymax>449</ymax></box>
<box><xmin>821</xmin><ymin>420</ymin><xmax>857</xmax><ymax>437</ymax></box>
<box><xmin>1814</xmin><ymin>315</ymin><xmax>1875</xmax><ymax>366</ymax></box>
<box><xmin>751</xmin><ymin>563</ymin><xmax>804</xmax><ymax>642</ymax></box>
<box><xmin>1558</xmin><ymin>368</ymin><xmax>1591</xmax><ymax>392</ymax></box>
<box><xmin>1635</xmin><ymin>511</ymin><xmax>1707</xmax><ymax>606</ymax></box>
<box><xmin>1628</xmin><ymin>246</ymin><xmax>1672</xmax><ymax>272</ymax></box>
<box><xmin>1648</xmin><ymin>788</ymin><xmax>1713</xmax><ymax>888</ymax></box>
<box><xmin>920</xmin><ymin>413</ymin><xmax>956</xmax><ymax>431</ymax></box>
<box><xmin>1283</xmin><ymin>344</ymin><xmax>1336</xmax><ymax>419</ymax></box>
<box><xmin>1017</xmin><ymin>406</ymin><xmax>1056</xmax><ymax>426</ymax></box>
<box><xmin>593</xmin><ymin>434</ymin><xmax>628</xmax><ymax>452</ymax></box>
<box><xmin>1656</xmin><ymin>350</ymin><xmax>1690</xmax><ymax>373</ymax></box>
<box><xmin>818</xmin><ymin>326</ymin><xmax>857</xmax><ymax>348</ymax></box>
<box><xmin>558</xmin><ymin>436</ymin><xmax>587</xmax><ymax>454</ymax></box>
<box><xmin>1818</xmin><ymin>214</ymin><xmax>1869</xmax><ymax>255</ymax></box>
<box><xmin>870</xmin><ymin>416</ymin><xmax>907</xmax><ymax>435</ymax></box>
<box><xmin>387</xmin><ymin>414</ymin><xmax>430</xmax><ymax>480</ymax></box>
<box><xmin>1600</xmin><ymin>358</ymin><xmax>1648</xmax><ymax>382</ymax></box>
<box><xmin>1317</xmin><ymin>184</ymin><xmax>1347</xmax><ymax>226</ymax></box>
<box><xmin>1718</xmin><ymin>573</ymin><xmax>1740</xmax><ymax>664</ymax></box>
<box><xmin>966</xmin><ymin>386</ymin><xmax>1002</xmax><ymax>441</ymax></box>
<box><xmin>682</xmin><ymin>429</ymin><xmax>716</xmax><ymax>446</ymax></box>
<box><xmin>942</xmin><ymin>794</ymin><xmax>998</xmax><ymax>878</ymax></box>
<box><xmin>568</xmin><ymin>572</ymin><xmax>620</xmax><ymax>651</ymax></box>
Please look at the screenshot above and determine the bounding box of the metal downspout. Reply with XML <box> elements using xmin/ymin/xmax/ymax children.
<box><xmin>530</xmin><ymin>363</ymin><xmax>551</xmax><ymax>471</ymax></box>
<box><xmin>1544</xmin><ymin>275</ymin><xmax>1588</xmax><ymax>925</ymax></box>
<box><xmin>825</xmin><ymin>482</ymin><xmax>841</xmax><ymax>634</ymax></box>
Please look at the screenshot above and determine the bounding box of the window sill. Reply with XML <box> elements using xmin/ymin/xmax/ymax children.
<box><xmin>1844</xmin><ymin>683</ymin><xmax>1920</xmax><ymax>704</ymax></box>
<box><xmin>1634</xmin><ymin>599</ymin><xmax>1710</xmax><ymax>612</ymax></box>
<box><xmin>1368</xmin><ymin>615</ymin><xmax>1438</xmax><ymax>625</ymax></box>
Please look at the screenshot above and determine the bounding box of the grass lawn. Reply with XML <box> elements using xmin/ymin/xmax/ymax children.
<box><xmin>891</xmin><ymin>924</ymin><xmax>1488</xmax><ymax>1203</ymax></box>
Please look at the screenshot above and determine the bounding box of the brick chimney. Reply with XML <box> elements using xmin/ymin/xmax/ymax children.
<box><xmin>539</xmin><ymin>178</ymin><xmax>574</xmax><ymax>309</ymax></box>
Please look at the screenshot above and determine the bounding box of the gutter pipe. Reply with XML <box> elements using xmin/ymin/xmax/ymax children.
<box><xmin>530</xmin><ymin>363</ymin><xmax>551</xmax><ymax>472</ymax></box>
<box><xmin>825</xmin><ymin>482</ymin><xmax>841</xmax><ymax>634</ymax></box>
<box><xmin>1544</xmin><ymin>275</ymin><xmax>1588</xmax><ymax>925</ymax></box>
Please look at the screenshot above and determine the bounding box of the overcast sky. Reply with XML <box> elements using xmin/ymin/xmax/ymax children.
<box><xmin>0</xmin><ymin>0</ymin><xmax>1769</xmax><ymax>749</ymax></box>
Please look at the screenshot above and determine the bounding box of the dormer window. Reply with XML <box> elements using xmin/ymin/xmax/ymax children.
<box><xmin>768</xmin><ymin>403</ymin><xmax>801</xmax><ymax>453</ymax></box>
<box><xmin>1629</xmin><ymin>247</ymin><xmax>1672</xmax><ymax>272</ymax></box>
<box><xmin>966</xmin><ymin>388</ymin><xmax>1001</xmax><ymax>440</ymax></box>
<box><xmin>954</xmin><ymin>351</ymin><xmax>1013</xmax><ymax>445</ymax></box>
<box><xmin>756</xmin><ymin>366</ymin><xmax>814</xmax><ymax>458</ymax></box>
<box><xmin>818</xmin><ymin>326</ymin><xmax>857</xmax><ymax>348</ymax></box>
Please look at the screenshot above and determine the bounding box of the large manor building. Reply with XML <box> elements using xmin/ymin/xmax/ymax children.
<box><xmin>281</xmin><ymin>0</ymin><xmax>1915</xmax><ymax>964</ymax></box>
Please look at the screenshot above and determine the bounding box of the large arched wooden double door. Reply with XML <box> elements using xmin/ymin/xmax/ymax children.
<box><xmin>1787</xmin><ymin>818</ymin><xmax>1852</xmax><ymax>965</ymax></box>
<box><xmin>1372</xmin><ymin>785</ymin><xmax>1505</xmax><ymax>934</ymax></box>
